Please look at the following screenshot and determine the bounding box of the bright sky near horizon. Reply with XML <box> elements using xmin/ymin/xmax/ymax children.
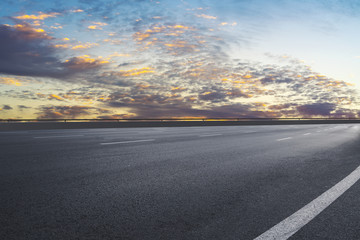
<box><xmin>0</xmin><ymin>0</ymin><xmax>359</xmax><ymax>119</ymax></box>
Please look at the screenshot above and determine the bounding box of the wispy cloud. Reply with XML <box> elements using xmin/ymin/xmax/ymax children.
<box><xmin>14</xmin><ymin>11</ymin><xmax>60</xmax><ymax>20</ymax></box>
<box><xmin>195</xmin><ymin>14</ymin><xmax>217</xmax><ymax>20</ymax></box>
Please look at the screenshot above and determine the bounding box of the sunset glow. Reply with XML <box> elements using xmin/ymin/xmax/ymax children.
<box><xmin>1</xmin><ymin>0</ymin><xmax>359</xmax><ymax>119</ymax></box>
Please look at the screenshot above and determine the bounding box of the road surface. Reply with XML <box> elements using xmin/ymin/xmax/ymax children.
<box><xmin>1</xmin><ymin>124</ymin><xmax>360</xmax><ymax>239</ymax></box>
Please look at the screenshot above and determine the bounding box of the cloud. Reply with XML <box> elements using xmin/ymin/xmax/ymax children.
<box><xmin>199</xmin><ymin>91</ymin><xmax>226</xmax><ymax>101</ymax></box>
<box><xmin>63</xmin><ymin>55</ymin><xmax>109</xmax><ymax>70</ymax></box>
<box><xmin>18</xmin><ymin>105</ymin><xmax>31</xmax><ymax>110</ymax></box>
<box><xmin>70</xmin><ymin>9</ymin><xmax>84</xmax><ymax>13</ymax></box>
<box><xmin>48</xmin><ymin>94</ymin><xmax>64</xmax><ymax>101</ymax></box>
<box><xmin>53</xmin><ymin>42</ymin><xmax>99</xmax><ymax>50</ymax></box>
<box><xmin>71</xmin><ymin>43</ymin><xmax>99</xmax><ymax>50</ymax></box>
<box><xmin>53</xmin><ymin>44</ymin><xmax>71</xmax><ymax>48</ymax></box>
<box><xmin>14</xmin><ymin>12</ymin><xmax>60</xmax><ymax>20</ymax></box>
<box><xmin>113</xmin><ymin>67</ymin><xmax>155</xmax><ymax>77</ymax></box>
<box><xmin>36</xmin><ymin>105</ymin><xmax>111</xmax><ymax>119</ymax></box>
<box><xmin>0</xmin><ymin>24</ymin><xmax>65</xmax><ymax>78</ymax></box>
<box><xmin>0</xmin><ymin>77</ymin><xmax>22</xmax><ymax>86</ymax></box>
<box><xmin>87</xmin><ymin>21</ymin><xmax>108</xmax><ymax>30</ymax></box>
<box><xmin>296</xmin><ymin>103</ymin><xmax>336</xmax><ymax>117</ymax></box>
<box><xmin>195</xmin><ymin>14</ymin><xmax>217</xmax><ymax>20</ymax></box>
<box><xmin>9</xmin><ymin>23</ymin><xmax>52</xmax><ymax>39</ymax></box>
<box><xmin>107</xmin><ymin>100</ymin><xmax>279</xmax><ymax>119</ymax></box>
<box><xmin>0</xmin><ymin>24</ymin><xmax>109</xmax><ymax>79</ymax></box>
<box><xmin>2</xmin><ymin>105</ymin><xmax>13</xmax><ymax>110</ymax></box>
<box><xmin>1</xmin><ymin>0</ymin><xmax>359</xmax><ymax>119</ymax></box>
<box><xmin>94</xmin><ymin>52</ymin><xmax>359</xmax><ymax>118</ymax></box>
<box><xmin>87</xmin><ymin>25</ymin><xmax>102</xmax><ymax>30</ymax></box>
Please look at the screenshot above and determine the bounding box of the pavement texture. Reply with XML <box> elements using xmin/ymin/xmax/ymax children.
<box><xmin>1</xmin><ymin>124</ymin><xmax>360</xmax><ymax>239</ymax></box>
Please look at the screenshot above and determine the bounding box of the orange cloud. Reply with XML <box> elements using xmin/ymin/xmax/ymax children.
<box><xmin>64</xmin><ymin>55</ymin><xmax>109</xmax><ymax>69</ymax></box>
<box><xmin>91</xmin><ymin>22</ymin><xmax>108</xmax><ymax>26</ymax></box>
<box><xmin>0</xmin><ymin>77</ymin><xmax>22</xmax><ymax>86</ymax></box>
<box><xmin>53</xmin><ymin>42</ymin><xmax>99</xmax><ymax>50</ymax></box>
<box><xmin>171</xmin><ymin>25</ymin><xmax>189</xmax><ymax>29</ymax></box>
<box><xmin>12</xmin><ymin>23</ymin><xmax>52</xmax><ymax>39</ymax></box>
<box><xmin>48</xmin><ymin>94</ymin><xmax>63</xmax><ymax>101</ymax></box>
<box><xmin>50</xmin><ymin>26</ymin><xmax>63</xmax><ymax>29</ymax></box>
<box><xmin>171</xmin><ymin>86</ymin><xmax>187</xmax><ymax>92</ymax></box>
<box><xmin>32</xmin><ymin>20</ymin><xmax>41</xmax><ymax>26</ymax></box>
<box><xmin>133</xmin><ymin>24</ymin><xmax>194</xmax><ymax>42</ymax></box>
<box><xmin>14</xmin><ymin>12</ymin><xmax>60</xmax><ymax>20</ymax></box>
<box><xmin>195</xmin><ymin>14</ymin><xmax>217</xmax><ymax>19</ymax></box>
<box><xmin>53</xmin><ymin>44</ymin><xmax>71</xmax><ymax>48</ymax></box>
<box><xmin>219</xmin><ymin>22</ymin><xmax>237</xmax><ymax>27</ymax></box>
<box><xmin>116</xmin><ymin>67</ymin><xmax>155</xmax><ymax>77</ymax></box>
<box><xmin>87</xmin><ymin>22</ymin><xmax>108</xmax><ymax>30</ymax></box>
<box><xmin>164</xmin><ymin>40</ymin><xmax>196</xmax><ymax>49</ymax></box>
<box><xmin>134</xmin><ymin>32</ymin><xmax>151</xmax><ymax>41</ymax></box>
<box><xmin>108</xmin><ymin>52</ymin><xmax>131</xmax><ymax>58</ymax></box>
<box><xmin>70</xmin><ymin>9</ymin><xmax>84</xmax><ymax>13</ymax></box>
<box><xmin>242</xmin><ymin>74</ymin><xmax>253</xmax><ymax>79</ymax></box>
<box><xmin>71</xmin><ymin>43</ymin><xmax>99</xmax><ymax>50</ymax></box>
<box><xmin>88</xmin><ymin>25</ymin><xmax>100</xmax><ymax>30</ymax></box>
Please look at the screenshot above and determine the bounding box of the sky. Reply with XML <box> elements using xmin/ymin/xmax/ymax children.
<box><xmin>0</xmin><ymin>0</ymin><xmax>360</xmax><ymax>119</ymax></box>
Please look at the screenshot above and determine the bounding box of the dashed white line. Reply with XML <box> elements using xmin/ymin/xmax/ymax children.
<box><xmin>303</xmin><ymin>133</ymin><xmax>311</xmax><ymax>136</ymax></box>
<box><xmin>199</xmin><ymin>134</ymin><xmax>222</xmax><ymax>137</ymax></box>
<box><xmin>34</xmin><ymin>135</ymin><xmax>84</xmax><ymax>139</ymax></box>
<box><xmin>276</xmin><ymin>137</ymin><xmax>292</xmax><ymax>141</ymax></box>
<box><xmin>100</xmin><ymin>139</ymin><xmax>155</xmax><ymax>145</ymax></box>
<box><xmin>254</xmin><ymin>165</ymin><xmax>360</xmax><ymax>240</ymax></box>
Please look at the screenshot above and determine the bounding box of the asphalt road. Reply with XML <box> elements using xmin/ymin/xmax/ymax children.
<box><xmin>1</xmin><ymin>124</ymin><xmax>360</xmax><ymax>239</ymax></box>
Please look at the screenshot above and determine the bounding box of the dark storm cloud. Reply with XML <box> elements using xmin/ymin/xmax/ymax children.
<box><xmin>36</xmin><ymin>105</ymin><xmax>112</xmax><ymax>119</ymax></box>
<box><xmin>0</xmin><ymin>24</ymin><xmax>66</xmax><ymax>78</ymax></box>
<box><xmin>332</xmin><ymin>108</ymin><xmax>357</xmax><ymax>118</ymax></box>
<box><xmin>198</xmin><ymin>92</ymin><xmax>228</xmax><ymax>102</ymax></box>
<box><xmin>18</xmin><ymin>105</ymin><xmax>31</xmax><ymax>110</ymax></box>
<box><xmin>296</xmin><ymin>103</ymin><xmax>336</xmax><ymax>116</ymax></box>
<box><xmin>2</xmin><ymin>105</ymin><xmax>13</xmax><ymax>110</ymax></box>
<box><xmin>107</xmin><ymin>100</ymin><xmax>279</xmax><ymax>119</ymax></box>
<box><xmin>0</xmin><ymin>24</ymin><xmax>108</xmax><ymax>79</ymax></box>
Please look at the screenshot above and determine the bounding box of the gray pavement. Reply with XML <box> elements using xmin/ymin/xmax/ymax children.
<box><xmin>1</xmin><ymin>124</ymin><xmax>360</xmax><ymax>239</ymax></box>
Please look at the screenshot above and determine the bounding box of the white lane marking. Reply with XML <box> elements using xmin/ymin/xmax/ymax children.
<box><xmin>34</xmin><ymin>135</ymin><xmax>84</xmax><ymax>139</ymax></box>
<box><xmin>254</xmin><ymin>165</ymin><xmax>360</xmax><ymax>240</ymax></box>
<box><xmin>100</xmin><ymin>139</ymin><xmax>155</xmax><ymax>145</ymax></box>
<box><xmin>276</xmin><ymin>137</ymin><xmax>292</xmax><ymax>141</ymax></box>
<box><xmin>199</xmin><ymin>134</ymin><xmax>222</xmax><ymax>137</ymax></box>
<box><xmin>303</xmin><ymin>133</ymin><xmax>311</xmax><ymax>136</ymax></box>
<box><xmin>244</xmin><ymin>131</ymin><xmax>258</xmax><ymax>134</ymax></box>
